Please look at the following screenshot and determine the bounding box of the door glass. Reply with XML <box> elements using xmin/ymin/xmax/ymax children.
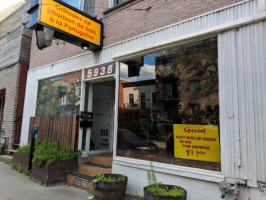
<box><xmin>91</xmin><ymin>81</ymin><xmax>114</xmax><ymax>151</ymax></box>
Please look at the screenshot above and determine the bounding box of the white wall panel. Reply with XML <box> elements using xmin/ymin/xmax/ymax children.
<box><xmin>219</xmin><ymin>20</ymin><xmax>266</xmax><ymax>184</ymax></box>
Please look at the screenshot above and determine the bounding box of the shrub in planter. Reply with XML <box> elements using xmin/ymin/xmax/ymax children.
<box><xmin>92</xmin><ymin>172</ymin><xmax>128</xmax><ymax>200</ymax></box>
<box><xmin>13</xmin><ymin>143</ymin><xmax>31</xmax><ymax>168</ymax></box>
<box><xmin>31</xmin><ymin>140</ymin><xmax>81</xmax><ymax>185</ymax></box>
<box><xmin>143</xmin><ymin>162</ymin><xmax>187</xmax><ymax>200</ymax></box>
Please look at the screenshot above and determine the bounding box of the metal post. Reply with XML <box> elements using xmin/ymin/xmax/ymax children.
<box><xmin>28</xmin><ymin>125</ymin><xmax>38</xmax><ymax>171</ymax></box>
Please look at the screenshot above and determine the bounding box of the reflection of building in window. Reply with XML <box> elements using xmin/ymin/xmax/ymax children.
<box><xmin>129</xmin><ymin>94</ymin><xmax>134</xmax><ymax>104</ymax></box>
<box><xmin>165</xmin><ymin>62</ymin><xmax>171</xmax><ymax>75</ymax></box>
<box><xmin>152</xmin><ymin>92</ymin><xmax>156</xmax><ymax>104</ymax></box>
<box><xmin>189</xmin><ymin>80</ymin><xmax>200</xmax><ymax>91</ymax></box>
<box><xmin>140</xmin><ymin>93</ymin><xmax>146</xmax><ymax>109</ymax></box>
<box><xmin>113</xmin><ymin>0</ymin><xmax>127</xmax><ymax>7</ymax></box>
<box><xmin>189</xmin><ymin>104</ymin><xmax>200</xmax><ymax>115</ymax></box>
<box><xmin>165</xmin><ymin>83</ymin><xmax>172</xmax><ymax>98</ymax></box>
<box><xmin>121</xmin><ymin>80</ymin><xmax>156</xmax><ymax>110</ymax></box>
<box><xmin>62</xmin><ymin>0</ymin><xmax>95</xmax><ymax>16</ymax></box>
<box><xmin>118</xmin><ymin>38</ymin><xmax>220</xmax><ymax>171</ymax></box>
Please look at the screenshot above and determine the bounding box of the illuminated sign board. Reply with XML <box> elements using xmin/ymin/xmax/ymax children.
<box><xmin>173</xmin><ymin>124</ymin><xmax>221</xmax><ymax>163</ymax></box>
<box><xmin>28</xmin><ymin>0</ymin><xmax>103</xmax><ymax>51</ymax></box>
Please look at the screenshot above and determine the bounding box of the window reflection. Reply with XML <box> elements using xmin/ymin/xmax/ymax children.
<box><xmin>117</xmin><ymin>38</ymin><xmax>220</xmax><ymax>171</ymax></box>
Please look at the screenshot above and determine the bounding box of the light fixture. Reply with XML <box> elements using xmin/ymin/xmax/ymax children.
<box><xmin>36</xmin><ymin>26</ymin><xmax>54</xmax><ymax>50</ymax></box>
<box><xmin>81</xmin><ymin>43</ymin><xmax>90</xmax><ymax>50</ymax></box>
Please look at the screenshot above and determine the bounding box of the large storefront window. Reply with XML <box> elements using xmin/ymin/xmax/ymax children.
<box><xmin>117</xmin><ymin>38</ymin><xmax>220</xmax><ymax>171</ymax></box>
<box><xmin>36</xmin><ymin>71</ymin><xmax>81</xmax><ymax>117</ymax></box>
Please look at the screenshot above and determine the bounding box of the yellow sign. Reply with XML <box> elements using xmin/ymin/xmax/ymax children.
<box><xmin>173</xmin><ymin>124</ymin><xmax>220</xmax><ymax>162</ymax></box>
<box><xmin>40</xmin><ymin>0</ymin><xmax>102</xmax><ymax>46</ymax></box>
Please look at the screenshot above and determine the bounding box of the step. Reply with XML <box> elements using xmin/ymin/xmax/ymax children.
<box><xmin>89</xmin><ymin>154</ymin><xmax>113</xmax><ymax>166</ymax></box>
<box><xmin>67</xmin><ymin>172</ymin><xmax>94</xmax><ymax>190</ymax></box>
<box><xmin>78</xmin><ymin>162</ymin><xmax>112</xmax><ymax>176</ymax></box>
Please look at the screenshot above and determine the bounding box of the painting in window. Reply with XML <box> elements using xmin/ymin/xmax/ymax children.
<box><xmin>36</xmin><ymin>71</ymin><xmax>82</xmax><ymax>117</ymax></box>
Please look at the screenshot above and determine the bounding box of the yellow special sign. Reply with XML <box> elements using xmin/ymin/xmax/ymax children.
<box><xmin>173</xmin><ymin>124</ymin><xmax>220</xmax><ymax>162</ymax></box>
<box><xmin>40</xmin><ymin>0</ymin><xmax>102</xmax><ymax>46</ymax></box>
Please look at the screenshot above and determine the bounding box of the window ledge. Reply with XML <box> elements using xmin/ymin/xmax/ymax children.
<box><xmin>113</xmin><ymin>156</ymin><xmax>224</xmax><ymax>183</ymax></box>
<box><xmin>103</xmin><ymin>0</ymin><xmax>138</xmax><ymax>15</ymax></box>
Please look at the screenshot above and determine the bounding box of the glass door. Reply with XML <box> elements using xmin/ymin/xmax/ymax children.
<box><xmin>90</xmin><ymin>81</ymin><xmax>114</xmax><ymax>153</ymax></box>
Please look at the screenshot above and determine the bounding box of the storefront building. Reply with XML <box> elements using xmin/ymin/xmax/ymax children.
<box><xmin>21</xmin><ymin>0</ymin><xmax>266</xmax><ymax>199</ymax></box>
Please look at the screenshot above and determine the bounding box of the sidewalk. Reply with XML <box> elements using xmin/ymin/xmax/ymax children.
<box><xmin>0</xmin><ymin>159</ymin><xmax>141</xmax><ymax>200</ymax></box>
<box><xmin>0</xmin><ymin>161</ymin><xmax>88</xmax><ymax>200</ymax></box>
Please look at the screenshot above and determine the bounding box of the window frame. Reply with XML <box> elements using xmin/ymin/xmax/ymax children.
<box><xmin>116</xmin><ymin>37</ymin><xmax>220</xmax><ymax>174</ymax></box>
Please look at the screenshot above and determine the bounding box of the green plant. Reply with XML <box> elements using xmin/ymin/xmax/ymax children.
<box><xmin>32</xmin><ymin>140</ymin><xmax>81</xmax><ymax>167</ymax></box>
<box><xmin>11</xmin><ymin>163</ymin><xmax>17</xmax><ymax>170</ymax></box>
<box><xmin>23</xmin><ymin>167</ymin><xmax>31</xmax><ymax>176</ymax></box>
<box><xmin>147</xmin><ymin>161</ymin><xmax>157</xmax><ymax>186</ymax></box>
<box><xmin>146</xmin><ymin>162</ymin><xmax>185</xmax><ymax>197</ymax></box>
<box><xmin>91</xmin><ymin>172</ymin><xmax>126</xmax><ymax>194</ymax></box>
<box><xmin>0</xmin><ymin>158</ymin><xmax>12</xmax><ymax>165</ymax></box>
<box><xmin>17</xmin><ymin>139</ymin><xmax>42</xmax><ymax>155</ymax></box>
<box><xmin>17</xmin><ymin>143</ymin><xmax>31</xmax><ymax>155</ymax></box>
<box><xmin>17</xmin><ymin>164</ymin><xmax>24</xmax><ymax>173</ymax></box>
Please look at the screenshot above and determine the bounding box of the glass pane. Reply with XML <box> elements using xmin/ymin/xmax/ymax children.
<box><xmin>62</xmin><ymin>0</ymin><xmax>80</xmax><ymax>9</ymax></box>
<box><xmin>117</xmin><ymin>38</ymin><xmax>220</xmax><ymax>171</ymax></box>
<box><xmin>36</xmin><ymin>71</ymin><xmax>82</xmax><ymax>117</ymax></box>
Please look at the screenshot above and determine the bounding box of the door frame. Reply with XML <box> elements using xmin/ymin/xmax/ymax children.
<box><xmin>78</xmin><ymin>70</ymin><xmax>116</xmax><ymax>156</ymax></box>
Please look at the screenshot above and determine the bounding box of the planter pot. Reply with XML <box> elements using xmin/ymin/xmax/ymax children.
<box><xmin>94</xmin><ymin>174</ymin><xmax>128</xmax><ymax>200</ymax></box>
<box><xmin>13</xmin><ymin>152</ymin><xmax>30</xmax><ymax>169</ymax></box>
<box><xmin>32</xmin><ymin>158</ymin><xmax>78</xmax><ymax>186</ymax></box>
<box><xmin>144</xmin><ymin>184</ymin><xmax>187</xmax><ymax>200</ymax></box>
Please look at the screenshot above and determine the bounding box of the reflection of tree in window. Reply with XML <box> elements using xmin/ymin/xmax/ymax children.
<box><xmin>189</xmin><ymin>80</ymin><xmax>200</xmax><ymax>91</ymax></box>
<box><xmin>189</xmin><ymin>104</ymin><xmax>200</xmax><ymax>115</ymax></box>
<box><xmin>117</xmin><ymin>38</ymin><xmax>220</xmax><ymax>171</ymax></box>
<box><xmin>165</xmin><ymin>62</ymin><xmax>171</xmax><ymax>75</ymax></box>
<box><xmin>165</xmin><ymin>83</ymin><xmax>172</xmax><ymax>98</ymax></box>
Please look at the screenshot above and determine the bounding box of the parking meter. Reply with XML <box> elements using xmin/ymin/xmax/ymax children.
<box><xmin>28</xmin><ymin>125</ymin><xmax>38</xmax><ymax>170</ymax></box>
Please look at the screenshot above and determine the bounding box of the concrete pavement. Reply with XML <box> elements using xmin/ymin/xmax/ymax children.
<box><xmin>0</xmin><ymin>161</ymin><xmax>88</xmax><ymax>200</ymax></box>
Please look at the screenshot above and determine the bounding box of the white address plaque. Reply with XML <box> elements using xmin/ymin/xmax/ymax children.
<box><xmin>85</xmin><ymin>63</ymin><xmax>115</xmax><ymax>79</ymax></box>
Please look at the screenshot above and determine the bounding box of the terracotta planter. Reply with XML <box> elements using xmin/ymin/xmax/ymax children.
<box><xmin>94</xmin><ymin>174</ymin><xmax>128</xmax><ymax>200</ymax></box>
<box><xmin>144</xmin><ymin>184</ymin><xmax>187</xmax><ymax>200</ymax></box>
<box><xmin>32</xmin><ymin>158</ymin><xmax>78</xmax><ymax>186</ymax></box>
<box><xmin>13</xmin><ymin>152</ymin><xmax>30</xmax><ymax>169</ymax></box>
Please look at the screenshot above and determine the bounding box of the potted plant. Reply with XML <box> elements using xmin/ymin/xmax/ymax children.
<box><xmin>31</xmin><ymin>140</ymin><xmax>81</xmax><ymax>186</ymax></box>
<box><xmin>143</xmin><ymin>162</ymin><xmax>187</xmax><ymax>200</ymax></box>
<box><xmin>91</xmin><ymin>172</ymin><xmax>128</xmax><ymax>200</ymax></box>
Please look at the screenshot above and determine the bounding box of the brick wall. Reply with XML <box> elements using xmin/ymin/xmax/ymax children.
<box><xmin>0</xmin><ymin>63</ymin><xmax>21</xmax><ymax>149</ymax></box>
<box><xmin>29</xmin><ymin>0</ymin><xmax>243</xmax><ymax>69</ymax></box>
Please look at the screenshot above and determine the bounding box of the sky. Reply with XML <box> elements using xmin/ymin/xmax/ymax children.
<box><xmin>0</xmin><ymin>0</ymin><xmax>24</xmax><ymax>11</ymax></box>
